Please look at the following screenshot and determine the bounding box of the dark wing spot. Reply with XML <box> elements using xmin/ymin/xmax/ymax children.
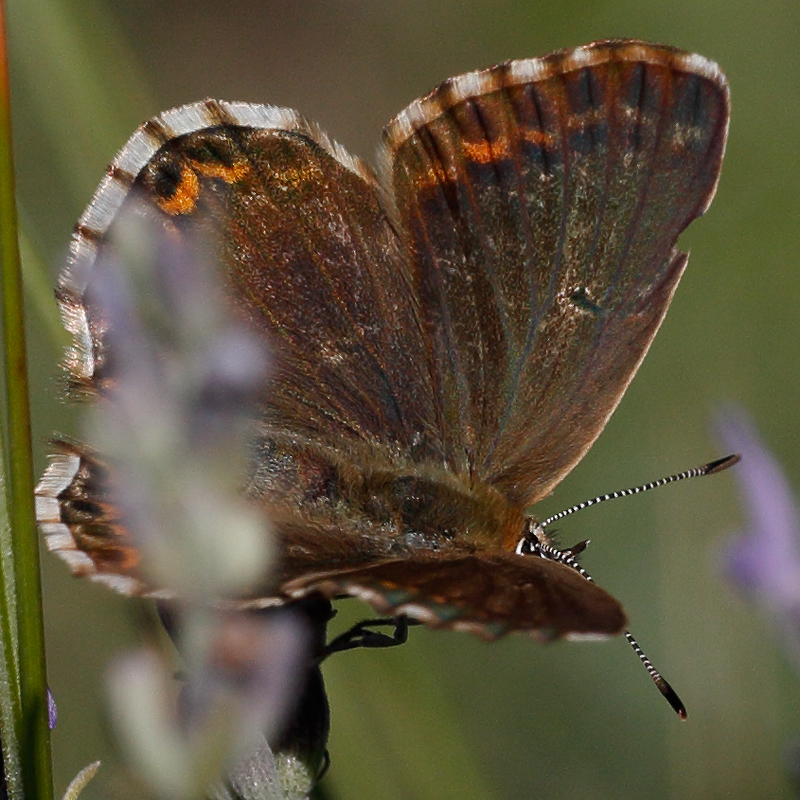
<box><xmin>152</xmin><ymin>162</ymin><xmax>183</xmax><ymax>200</ymax></box>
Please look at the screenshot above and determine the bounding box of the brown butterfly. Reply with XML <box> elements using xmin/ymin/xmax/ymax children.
<box><xmin>37</xmin><ymin>40</ymin><xmax>730</xmax><ymax>659</ymax></box>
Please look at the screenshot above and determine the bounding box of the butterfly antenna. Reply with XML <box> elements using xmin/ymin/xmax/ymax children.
<box><xmin>541</xmin><ymin>453</ymin><xmax>740</xmax><ymax>528</ymax></box>
<box><xmin>625</xmin><ymin>631</ymin><xmax>686</xmax><ymax>719</ymax></box>
<box><xmin>522</xmin><ymin>540</ymin><xmax>688</xmax><ymax>716</ymax></box>
<box><xmin>534</xmin><ymin>454</ymin><xmax>741</xmax><ymax>718</ymax></box>
<box><xmin>546</xmin><ymin>551</ymin><xmax>688</xmax><ymax>716</ymax></box>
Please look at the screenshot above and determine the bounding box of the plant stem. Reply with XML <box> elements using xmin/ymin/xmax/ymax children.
<box><xmin>0</xmin><ymin>2</ymin><xmax>53</xmax><ymax>797</ymax></box>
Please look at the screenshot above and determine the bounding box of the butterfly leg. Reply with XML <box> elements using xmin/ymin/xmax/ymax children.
<box><xmin>564</xmin><ymin>539</ymin><xmax>589</xmax><ymax>557</ymax></box>
<box><xmin>323</xmin><ymin>616</ymin><xmax>417</xmax><ymax>658</ymax></box>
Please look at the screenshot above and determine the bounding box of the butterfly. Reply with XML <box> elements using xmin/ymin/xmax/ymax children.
<box><xmin>36</xmin><ymin>39</ymin><xmax>730</xmax><ymax>649</ymax></box>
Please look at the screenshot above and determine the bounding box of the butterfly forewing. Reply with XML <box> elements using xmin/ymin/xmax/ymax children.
<box><xmin>384</xmin><ymin>41</ymin><xmax>729</xmax><ymax>507</ymax></box>
<box><xmin>121</xmin><ymin>125</ymin><xmax>439</xmax><ymax>456</ymax></box>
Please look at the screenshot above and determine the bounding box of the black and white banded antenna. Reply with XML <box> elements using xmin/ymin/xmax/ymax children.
<box><xmin>541</xmin><ymin>454</ymin><xmax>741</xmax><ymax>529</ymax></box>
<box><xmin>539</xmin><ymin>453</ymin><xmax>741</xmax><ymax>719</ymax></box>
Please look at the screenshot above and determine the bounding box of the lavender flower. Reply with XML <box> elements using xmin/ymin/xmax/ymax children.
<box><xmin>716</xmin><ymin>408</ymin><xmax>800</xmax><ymax>670</ymax></box>
<box><xmin>87</xmin><ymin>201</ymin><xmax>274</xmax><ymax>600</ymax></box>
<box><xmin>86</xmin><ymin>201</ymin><xmax>313</xmax><ymax>799</ymax></box>
<box><xmin>47</xmin><ymin>687</ymin><xmax>56</xmax><ymax>730</ymax></box>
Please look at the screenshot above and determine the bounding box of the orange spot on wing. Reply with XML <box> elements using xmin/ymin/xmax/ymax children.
<box><xmin>193</xmin><ymin>158</ymin><xmax>250</xmax><ymax>183</ymax></box>
<box><xmin>462</xmin><ymin>138</ymin><xmax>510</xmax><ymax>164</ymax></box>
<box><xmin>158</xmin><ymin>164</ymin><xmax>200</xmax><ymax>215</ymax></box>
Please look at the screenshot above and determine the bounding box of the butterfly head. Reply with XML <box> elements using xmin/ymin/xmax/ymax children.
<box><xmin>515</xmin><ymin>518</ymin><xmax>593</xmax><ymax>583</ymax></box>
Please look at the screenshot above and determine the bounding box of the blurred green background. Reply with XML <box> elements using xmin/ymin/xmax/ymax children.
<box><xmin>6</xmin><ymin>0</ymin><xmax>800</xmax><ymax>798</ymax></box>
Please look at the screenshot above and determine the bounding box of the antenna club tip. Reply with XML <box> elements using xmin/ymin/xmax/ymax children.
<box><xmin>705</xmin><ymin>453</ymin><xmax>741</xmax><ymax>474</ymax></box>
<box><xmin>658</xmin><ymin>679</ymin><xmax>687</xmax><ymax>718</ymax></box>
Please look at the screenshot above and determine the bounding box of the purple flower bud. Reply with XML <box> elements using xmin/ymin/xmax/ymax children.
<box><xmin>47</xmin><ymin>686</ymin><xmax>57</xmax><ymax>730</ymax></box>
<box><xmin>716</xmin><ymin>408</ymin><xmax>800</xmax><ymax>670</ymax></box>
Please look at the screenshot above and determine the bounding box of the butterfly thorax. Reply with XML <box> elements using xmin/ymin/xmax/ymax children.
<box><xmin>248</xmin><ymin>432</ymin><xmax>527</xmax><ymax>565</ymax></box>
<box><xmin>352</xmin><ymin>466</ymin><xmax>527</xmax><ymax>554</ymax></box>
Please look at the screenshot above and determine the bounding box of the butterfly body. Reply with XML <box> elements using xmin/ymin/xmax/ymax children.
<box><xmin>37</xmin><ymin>40</ymin><xmax>729</xmax><ymax>642</ymax></box>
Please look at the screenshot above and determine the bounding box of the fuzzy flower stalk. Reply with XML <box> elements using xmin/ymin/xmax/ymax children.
<box><xmin>84</xmin><ymin>201</ymin><xmax>313</xmax><ymax>799</ymax></box>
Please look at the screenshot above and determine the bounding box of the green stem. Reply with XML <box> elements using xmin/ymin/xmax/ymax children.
<box><xmin>0</xmin><ymin>2</ymin><xmax>53</xmax><ymax>798</ymax></box>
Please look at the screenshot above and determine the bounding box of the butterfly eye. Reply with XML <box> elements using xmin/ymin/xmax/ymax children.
<box><xmin>514</xmin><ymin>536</ymin><xmax>534</xmax><ymax>556</ymax></box>
<box><xmin>515</xmin><ymin>521</ymin><xmax>544</xmax><ymax>556</ymax></box>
